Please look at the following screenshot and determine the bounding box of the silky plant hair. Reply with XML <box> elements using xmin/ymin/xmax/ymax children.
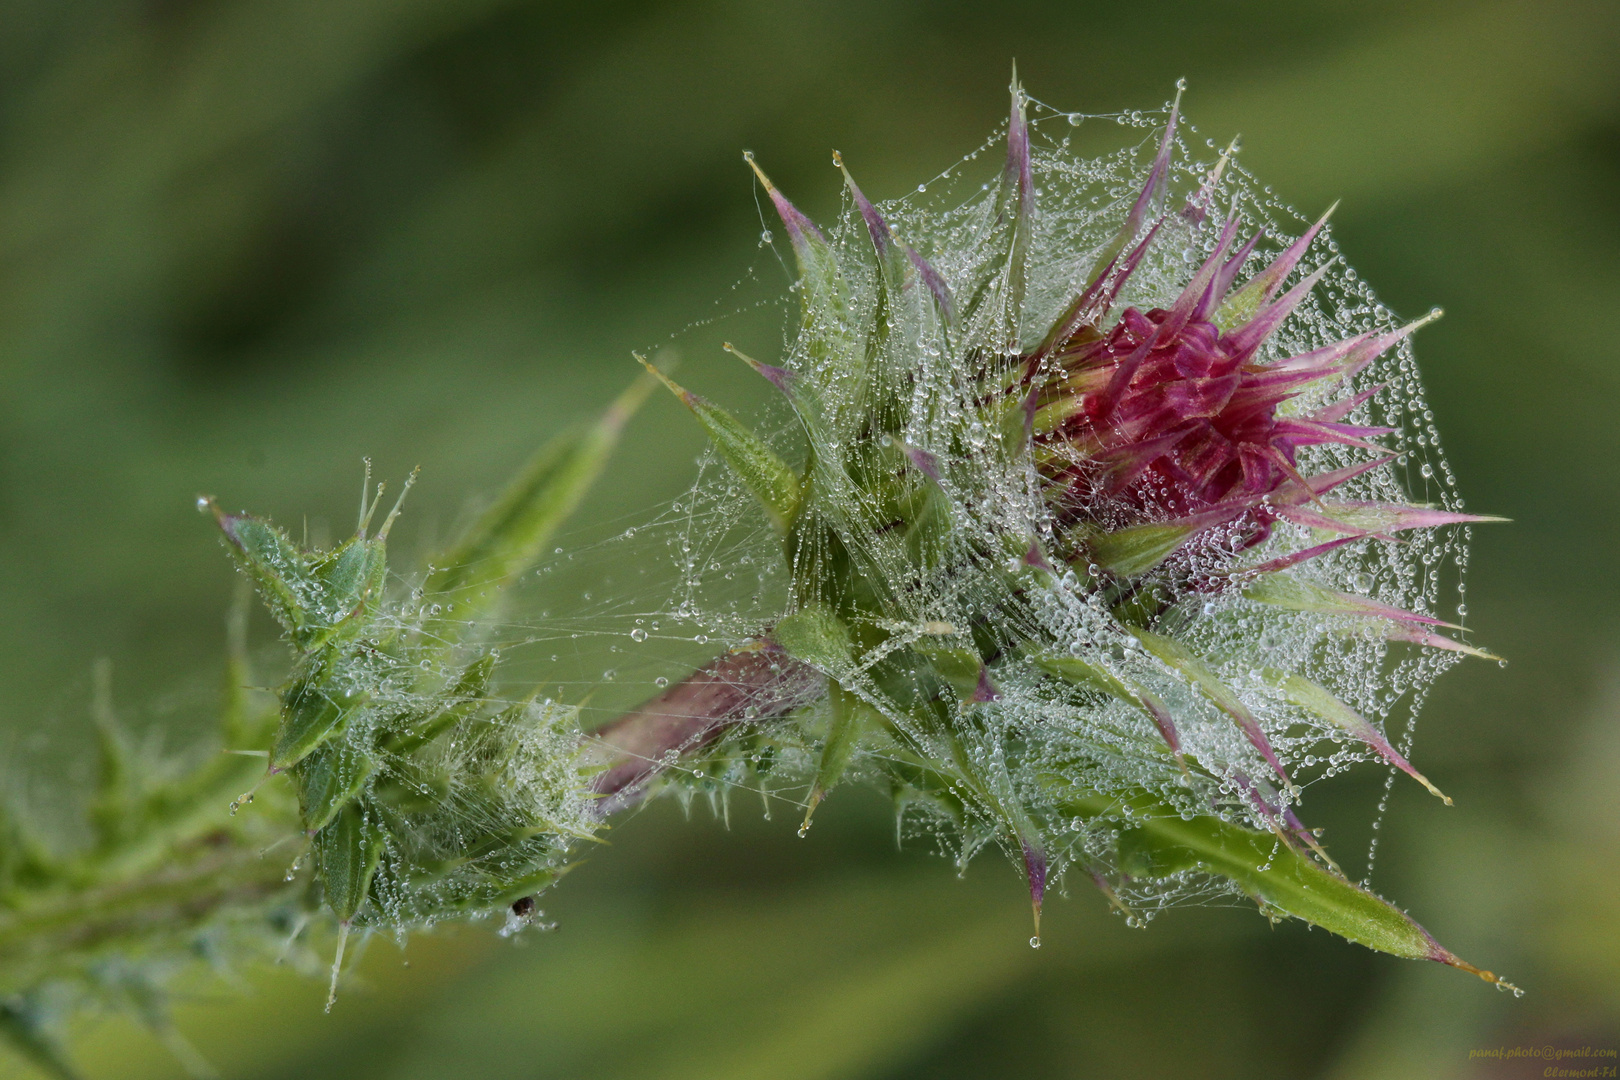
<box><xmin>0</xmin><ymin>78</ymin><xmax>1512</xmax><ymax>1079</ymax></box>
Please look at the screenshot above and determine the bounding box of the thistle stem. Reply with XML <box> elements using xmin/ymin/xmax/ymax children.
<box><xmin>584</xmin><ymin>640</ymin><xmax>822</xmax><ymax>815</ymax></box>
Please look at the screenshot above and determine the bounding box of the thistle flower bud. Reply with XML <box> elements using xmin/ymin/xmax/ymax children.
<box><xmin>635</xmin><ymin>78</ymin><xmax>1508</xmax><ymax>984</ymax></box>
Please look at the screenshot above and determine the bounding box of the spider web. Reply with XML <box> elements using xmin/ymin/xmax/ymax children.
<box><xmin>390</xmin><ymin>90</ymin><xmax>1475</xmax><ymax>911</ymax></box>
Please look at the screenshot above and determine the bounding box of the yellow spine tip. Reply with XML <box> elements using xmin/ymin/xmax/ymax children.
<box><xmin>633</xmin><ymin>351</ymin><xmax>688</xmax><ymax>400</ymax></box>
<box><xmin>1413</xmin><ymin>770</ymin><xmax>1453</xmax><ymax>805</ymax></box>
<box><xmin>722</xmin><ymin>342</ymin><xmax>765</xmax><ymax>373</ymax></box>
<box><xmin>1442</xmin><ymin>953</ymin><xmax>1521</xmax><ymax>994</ymax></box>
<box><xmin>742</xmin><ymin>152</ymin><xmax>775</xmax><ymax>192</ymax></box>
<box><xmin>798</xmin><ymin>790</ymin><xmax>823</xmax><ymax>837</ymax></box>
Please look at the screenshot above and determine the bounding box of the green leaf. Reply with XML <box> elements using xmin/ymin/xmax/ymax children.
<box><xmin>959</xmin><ymin>78</ymin><xmax>1034</xmax><ymax>344</ymax></box>
<box><xmin>424</xmin><ymin>376</ymin><xmax>650</xmax><ymax>633</ymax></box>
<box><xmin>1088</xmin><ymin>523</ymin><xmax>1194</xmax><ymax>577</ymax></box>
<box><xmin>744</xmin><ymin>155</ymin><xmax>859</xmax><ymax>386</ymax></box>
<box><xmin>272</xmin><ymin>662</ymin><xmax>370</xmax><ymax>770</ymax></box>
<box><xmin>1266</xmin><ymin>669</ymin><xmax>1450</xmax><ymax>803</ymax></box>
<box><xmin>206</xmin><ymin>497</ymin><xmax>393</xmax><ymax>653</ymax></box>
<box><xmin>1030</xmin><ymin>651</ymin><xmax>1185</xmax><ymax>773</ymax></box>
<box><xmin>1062</xmin><ymin>789</ymin><xmax>1507</xmax><ymax>987</ymax></box>
<box><xmin>205</xmin><ymin>502</ymin><xmax>310</xmax><ymax>641</ymax></box>
<box><xmin>88</xmin><ymin>659</ymin><xmax>134</xmax><ymax>849</ymax></box>
<box><xmin>913</xmin><ymin>640</ymin><xmax>986</xmax><ymax>700</ymax></box>
<box><xmin>0</xmin><ymin>804</ymin><xmax>53</xmax><ymax>900</ymax></box>
<box><xmin>296</xmin><ymin>740</ymin><xmax>377</xmax><ymax>833</ymax></box>
<box><xmin>370</xmin><ymin>761</ymin><xmax>450</xmax><ymax>815</ymax></box>
<box><xmin>303</xmin><ymin>541</ymin><xmax>389</xmax><ymax>654</ymax></box>
<box><xmin>318</xmin><ymin>802</ymin><xmax>386</xmax><ymax>923</ymax></box>
<box><xmin>641</xmin><ymin>358</ymin><xmax>801</xmax><ymax>534</ymax></box>
<box><xmin>1031</xmin><ymin>651</ymin><xmax>1136</xmax><ymax>704</ymax></box>
<box><xmin>478</xmin><ymin>866</ymin><xmax>566</xmax><ymax>911</ymax></box>
<box><xmin>1244</xmin><ymin>572</ymin><xmax>1455</xmax><ymax>627</ymax></box>
<box><xmin>771</xmin><ymin>605</ymin><xmax>854</xmax><ymax>672</ymax></box>
<box><xmin>1129</xmin><ymin>628</ymin><xmax>1290</xmax><ymax>789</ymax></box>
<box><xmin>383</xmin><ymin>651</ymin><xmax>499</xmax><ymax>755</ymax></box>
<box><xmin>803</xmin><ymin>678</ymin><xmax>878</xmax><ymax>831</ymax></box>
<box><xmin>1244</xmin><ymin>573</ymin><xmax>1497</xmax><ymax>660</ymax></box>
<box><xmin>309</xmin><ymin>537</ymin><xmax>385</xmax><ymax>622</ymax></box>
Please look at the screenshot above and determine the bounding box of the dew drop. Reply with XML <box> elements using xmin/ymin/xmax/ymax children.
<box><xmin>654</xmin><ymin>676</ymin><xmax>669</xmax><ymax>688</ymax></box>
<box><xmin>1029</xmin><ymin>936</ymin><xmax>1042</xmax><ymax>949</ymax></box>
<box><xmin>1067</xmin><ymin>112</ymin><xmax>1083</xmax><ymax>126</ymax></box>
<box><xmin>630</xmin><ymin>628</ymin><xmax>648</xmax><ymax>642</ymax></box>
<box><xmin>760</xmin><ymin>229</ymin><xmax>773</xmax><ymax>244</ymax></box>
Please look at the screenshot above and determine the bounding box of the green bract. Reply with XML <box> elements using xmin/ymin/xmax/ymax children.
<box><xmin>199</xmin><ymin>384</ymin><xmax>660</xmax><ymax>990</ymax></box>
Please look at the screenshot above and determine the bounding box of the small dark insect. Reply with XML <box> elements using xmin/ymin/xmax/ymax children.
<box><xmin>510</xmin><ymin>896</ymin><xmax>535</xmax><ymax>919</ymax></box>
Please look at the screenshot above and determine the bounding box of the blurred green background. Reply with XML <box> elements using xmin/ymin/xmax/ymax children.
<box><xmin>1</xmin><ymin>0</ymin><xmax>1617</xmax><ymax>1076</ymax></box>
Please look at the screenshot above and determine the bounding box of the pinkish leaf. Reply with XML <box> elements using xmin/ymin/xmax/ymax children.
<box><xmin>1244</xmin><ymin>572</ymin><xmax>1459</xmax><ymax>628</ymax></box>
<box><xmin>1268</xmin><ymin>670</ymin><xmax>1451</xmax><ymax>804</ymax></box>
<box><xmin>1130</xmin><ymin>629</ymin><xmax>1293</xmax><ymax>791</ymax></box>
<box><xmin>1284</xmin><ymin>501</ymin><xmax>1506</xmax><ymax>535</ymax></box>
<box><xmin>1217</xmin><ymin>202</ymin><xmax>1336</xmax><ymax>327</ymax></box>
<box><xmin>1223</xmin><ymin>261</ymin><xmax>1335</xmax><ymax>361</ymax></box>
<box><xmin>1383</xmin><ymin>624</ymin><xmax>1501</xmax><ymax>661</ymax></box>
